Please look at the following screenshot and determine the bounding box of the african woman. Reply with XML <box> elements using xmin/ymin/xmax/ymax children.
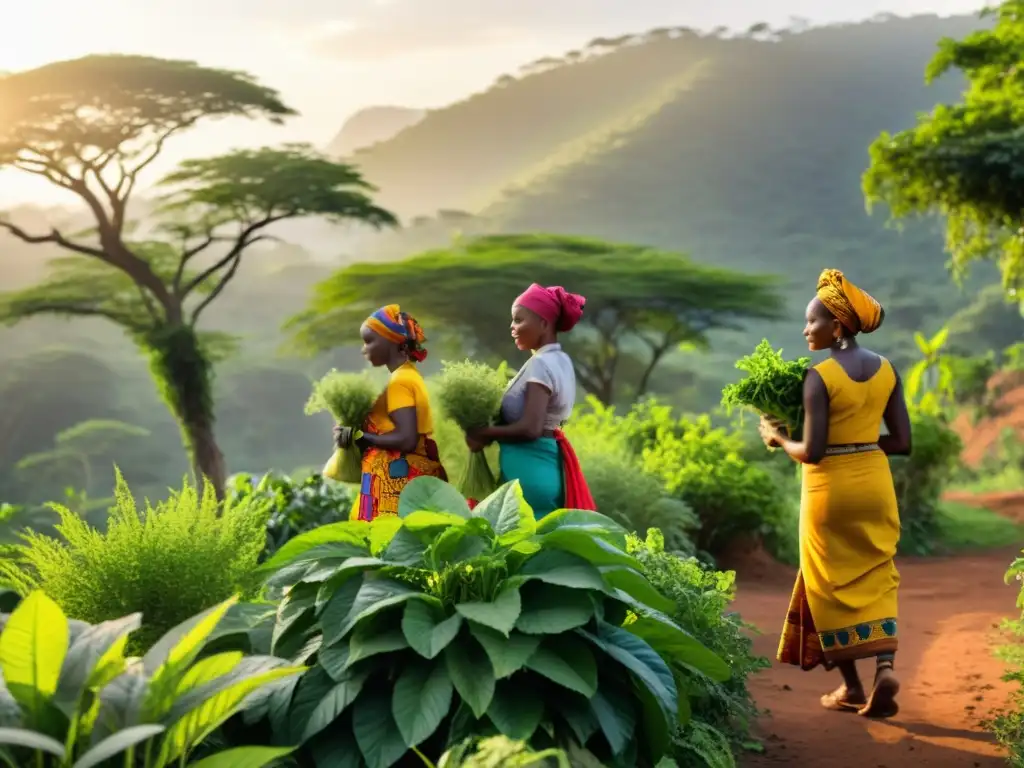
<box><xmin>758</xmin><ymin>268</ymin><xmax>912</xmax><ymax>719</ymax></box>
<box><xmin>334</xmin><ymin>305</ymin><xmax>447</xmax><ymax>521</ymax></box>
<box><xmin>464</xmin><ymin>284</ymin><xmax>595</xmax><ymax>518</ymax></box>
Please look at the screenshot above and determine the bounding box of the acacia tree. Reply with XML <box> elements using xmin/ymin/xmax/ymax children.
<box><xmin>288</xmin><ymin>234</ymin><xmax>784</xmax><ymax>404</ymax></box>
<box><xmin>863</xmin><ymin>0</ymin><xmax>1024</xmax><ymax>303</ymax></box>
<box><xmin>0</xmin><ymin>55</ymin><xmax>397</xmax><ymax>498</ymax></box>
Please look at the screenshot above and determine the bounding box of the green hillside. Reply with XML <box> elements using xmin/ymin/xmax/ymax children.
<box><xmin>1</xmin><ymin>12</ymin><xmax>1015</xmax><ymax>507</ymax></box>
<box><xmin>351</xmin><ymin>14</ymin><xmax>1005</xmax><ymax>401</ymax></box>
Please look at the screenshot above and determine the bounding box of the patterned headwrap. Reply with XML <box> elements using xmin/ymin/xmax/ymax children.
<box><xmin>816</xmin><ymin>269</ymin><xmax>884</xmax><ymax>335</ymax></box>
<box><xmin>365</xmin><ymin>304</ymin><xmax>428</xmax><ymax>361</ymax></box>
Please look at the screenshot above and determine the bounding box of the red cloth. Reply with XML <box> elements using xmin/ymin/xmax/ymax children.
<box><xmin>554</xmin><ymin>429</ymin><xmax>596</xmax><ymax>510</ymax></box>
<box><xmin>514</xmin><ymin>284</ymin><xmax>586</xmax><ymax>332</ymax></box>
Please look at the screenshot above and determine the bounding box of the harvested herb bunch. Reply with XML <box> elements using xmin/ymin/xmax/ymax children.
<box><xmin>305</xmin><ymin>370</ymin><xmax>379</xmax><ymax>483</ymax></box>
<box><xmin>721</xmin><ymin>339</ymin><xmax>811</xmax><ymax>435</ymax></box>
<box><xmin>436</xmin><ymin>360</ymin><xmax>508</xmax><ymax>502</ymax></box>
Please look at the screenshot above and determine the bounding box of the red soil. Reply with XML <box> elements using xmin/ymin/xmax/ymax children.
<box><xmin>730</xmin><ymin>500</ymin><xmax>1021</xmax><ymax>766</ymax></box>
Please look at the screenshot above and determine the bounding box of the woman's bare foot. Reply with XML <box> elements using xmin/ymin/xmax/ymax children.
<box><xmin>820</xmin><ymin>683</ymin><xmax>866</xmax><ymax>712</ymax></box>
<box><xmin>858</xmin><ymin>667</ymin><xmax>900</xmax><ymax>718</ymax></box>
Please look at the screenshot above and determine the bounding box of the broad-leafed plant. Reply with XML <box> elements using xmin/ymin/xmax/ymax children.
<box><xmin>255</xmin><ymin>478</ymin><xmax>729</xmax><ymax>768</ymax></box>
<box><xmin>0</xmin><ymin>591</ymin><xmax>304</xmax><ymax>767</ymax></box>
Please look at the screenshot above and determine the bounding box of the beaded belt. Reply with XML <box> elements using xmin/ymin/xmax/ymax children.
<box><xmin>825</xmin><ymin>443</ymin><xmax>879</xmax><ymax>456</ymax></box>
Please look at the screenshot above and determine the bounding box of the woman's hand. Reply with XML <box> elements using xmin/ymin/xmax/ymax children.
<box><xmin>758</xmin><ymin>416</ymin><xmax>784</xmax><ymax>449</ymax></box>
<box><xmin>465</xmin><ymin>428</ymin><xmax>492</xmax><ymax>453</ymax></box>
<box><xmin>334</xmin><ymin>424</ymin><xmax>353</xmax><ymax>450</ymax></box>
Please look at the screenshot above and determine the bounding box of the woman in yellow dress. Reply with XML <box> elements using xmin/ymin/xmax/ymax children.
<box><xmin>758</xmin><ymin>269</ymin><xmax>911</xmax><ymax>719</ymax></box>
<box><xmin>334</xmin><ymin>305</ymin><xmax>447</xmax><ymax>521</ymax></box>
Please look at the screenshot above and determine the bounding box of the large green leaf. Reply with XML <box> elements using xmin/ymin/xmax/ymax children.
<box><xmin>159</xmin><ymin>663</ymin><xmax>303</xmax><ymax>763</ymax></box>
<box><xmin>580</xmin><ymin>623</ymin><xmax>677</xmax><ymax>725</ymax></box>
<box><xmin>398</xmin><ymin>477</ymin><xmax>471</xmax><ymax>519</ymax></box>
<box><xmin>485</xmin><ymin>679</ymin><xmax>543</xmax><ymax>741</ymax></box>
<box><xmin>142</xmin><ymin>597</ymin><xmax>237</xmax><ymax>676</ymax></box>
<box><xmin>391</xmin><ymin>660</ymin><xmax>453</xmax><ymax>747</ymax></box>
<box><xmin>381</xmin><ymin>529</ymin><xmax>429</xmax><ymax>566</ymax></box>
<box><xmin>402</xmin><ymin>511</ymin><xmax>468</xmax><ymax>531</ymax></box>
<box><xmin>626</xmin><ymin>616</ymin><xmax>729</xmax><ymax>683</ymax></box>
<box><xmin>271</xmin><ymin>593</ymin><xmax>315</xmax><ymax>655</ymax></box>
<box><xmin>518</xmin><ymin>550</ymin><xmax>607</xmax><ymax>591</ymax></box>
<box><xmin>54</xmin><ymin>613</ymin><xmax>140</xmax><ymax>716</ymax></box>
<box><xmin>322</xmin><ymin>577</ymin><xmax>424</xmax><ymax>646</ymax></box>
<box><xmin>0</xmin><ymin>727</ymin><xmax>64</xmax><ymax>757</ymax></box>
<box><xmin>472</xmin><ymin>482</ymin><xmax>535</xmax><ymax>544</ymax></box>
<box><xmin>72</xmin><ymin>724</ymin><xmax>165</xmax><ymax>768</ymax></box>
<box><xmin>401</xmin><ymin>602</ymin><xmax>462</xmax><ymax>660</ymax></box>
<box><xmin>444</xmin><ymin>637</ymin><xmax>495</xmax><ymax>718</ymax></box>
<box><xmin>348</xmin><ymin>628</ymin><xmax>409</xmax><ymax>667</ymax></box>
<box><xmin>187</xmin><ymin>746</ymin><xmax>296</xmax><ymax>768</ymax></box>
<box><xmin>535</xmin><ymin>508</ymin><xmax>628</xmax><ymax>538</ymax></box>
<box><xmin>259</xmin><ymin>524</ymin><xmax>370</xmax><ymax>573</ymax></box>
<box><xmin>368</xmin><ymin>516</ymin><xmax>403</xmax><ymax>554</ymax></box>
<box><xmin>455</xmin><ymin>587</ymin><xmax>521</xmax><ymax>637</ymax></box>
<box><xmin>352</xmin><ymin>690</ymin><xmax>409</xmax><ymax>768</ymax></box>
<box><xmin>302</xmin><ymin>669</ymin><xmax>368</xmax><ymax>743</ymax></box>
<box><xmin>0</xmin><ymin>592</ymin><xmax>68</xmax><ymax>719</ymax></box>
<box><xmin>559</xmin><ymin>693</ymin><xmax>599</xmax><ymax>744</ymax></box>
<box><xmin>301</xmin><ymin>556</ymin><xmax>386</xmax><ymax>585</ymax></box>
<box><xmin>524</xmin><ymin>635</ymin><xmax>598</xmax><ymax>698</ymax></box>
<box><xmin>308</xmin><ymin>724</ymin><xmax>362</xmax><ymax>768</ymax></box>
<box><xmin>634</xmin><ymin>679</ymin><xmax>671</xmax><ymax>763</ymax></box>
<box><xmin>588</xmin><ymin>689</ymin><xmax>636</xmax><ymax>756</ymax></box>
<box><xmin>540</xmin><ymin>529</ymin><xmax>639</xmax><ymax>569</ymax></box>
<box><xmin>316</xmin><ymin>570</ymin><xmax>366</xmax><ymax>614</ymax></box>
<box><xmin>428</xmin><ymin>526</ymin><xmax>489</xmax><ymax>567</ymax></box>
<box><xmin>468</xmin><ymin>626</ymin><xmax>539</xmax><ymax>679</ymax></box>
<box><xmin>599</xmin><ymin>567</ymin><xmax>675</xmax><ymax>614</ymax></box>
<box><xmin>514</xmin><ymin>584</ymin><xmax>593</xmax><ymax>635</ymax></box>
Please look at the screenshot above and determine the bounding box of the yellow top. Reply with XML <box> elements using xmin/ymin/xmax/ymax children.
<box><xmin>366</xmin><ymin>362</ymin><xmax>434</xmax><ymax>435</ymax></box>
<box><xmin>813</xmin><ymin>357</ymin><xmax>895</xmax><ymax>445</ymax></box>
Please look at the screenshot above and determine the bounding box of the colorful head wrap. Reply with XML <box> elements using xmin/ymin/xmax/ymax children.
<box><xmin>514</xmin><ymin>284</ymin><xmax>586</xmax><ymax>332</ymax></box>
<box><xmin>365</xmin><ymin>304</ymin><xmax>428</xmax><ymax>361</ymax></box>
<box><xmin>816</xmin><ymin>269</ymin><xmax>884</xmax><ymax>335</ymax></box>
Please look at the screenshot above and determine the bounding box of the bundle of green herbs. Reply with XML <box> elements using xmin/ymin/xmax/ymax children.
<box><xmin>721</xmin><ymin>339</ymin><xmax>810</xmax><ymax>435</ymax></box>
<box><xmin>435</xmin><ymin>359</ymin><xmax>508</xmax><ymax>502</ymax></box>
<box><xmin>304</xmin><ymin>369</ymin><xmax>379</xmax><ymax>483</ymax></box>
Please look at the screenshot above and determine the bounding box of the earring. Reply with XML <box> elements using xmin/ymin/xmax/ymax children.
<box><xmin>834</xmin><ymin>336</ymin><xmax>849</xmax><ymax>350</ymax></box>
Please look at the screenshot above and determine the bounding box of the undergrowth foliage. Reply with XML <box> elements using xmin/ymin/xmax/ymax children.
<box><xmin>0</xmin><ymin>470</ymin><xmax>270</xmax><ymax>652</ymax></box>
<box><xmin>251</xmin><ymin>477</ymin><xmax>730</xmax><ymax>767</ymax></box>
<box><xmin>629</xmin><ymin>529</ymin><xmax>769</xmax><ymax>767</ymax></box>
<box><xmin>990</xmin><ymin>550</ymin><xmax>1024</xmax><ymax>766</ymax></box>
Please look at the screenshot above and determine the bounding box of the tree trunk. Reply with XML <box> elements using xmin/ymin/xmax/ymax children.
<box><xmin>143</xmin><ymin>323</ymin><xmax>227</xmax><ymax>502</ymax></box>
<box><xmin>182</xmin><ymin>410</ymin><xmax>227</xmax><ymax>501</ymax></box>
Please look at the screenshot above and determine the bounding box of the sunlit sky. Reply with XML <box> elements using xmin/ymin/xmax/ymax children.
<box><xmin>0</xmin><ymin>0</ymin><xmax>984</xmax><ymax>205</ymax></box>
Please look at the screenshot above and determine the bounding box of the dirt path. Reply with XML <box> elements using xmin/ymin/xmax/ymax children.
<box><xmin>731</xmin><ymin>545</ymin><xmax>1020</xmax><ymax>766</ymax></box>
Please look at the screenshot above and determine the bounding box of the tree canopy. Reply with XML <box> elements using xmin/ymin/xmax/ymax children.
<box><xmin>863</xmin><ymin>0</ymin><xmax>1024</xmax><ymax>303</ymax></box>
<box><xmin>290</xmin><ymin>234</ymin><xmax>785</xmax><ymax>403</ymax></box>
<box><xmin>0</xmin><ymin>55</ymin><xmax>398</xmax><ymax>497</ymax></box>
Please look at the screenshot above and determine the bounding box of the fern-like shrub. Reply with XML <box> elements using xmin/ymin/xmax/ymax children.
<box><xmin>0</xmin><ymin>469</ymin><xmax>270</xmax><ymax>653</ymax></box>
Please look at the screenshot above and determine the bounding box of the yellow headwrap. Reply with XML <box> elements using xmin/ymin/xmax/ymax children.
<box><xmin>816</xmin><ymin>269</ymin><xmax>884</xmax><ymax>334</ymax></box>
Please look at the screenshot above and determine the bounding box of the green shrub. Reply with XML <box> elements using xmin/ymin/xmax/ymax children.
<box><xmin>0</xmin><ymin>591</ymin><xmax>303</xmax><ymax>767</ymax></box>
<box><xmin>227</xmin><ymin>471</ymin><xmax>356</xmax><ymax>559</ymax></box>
<box><xmin>989</xmin><ymin>550</ymin><xmax>1024</xmax><ymax>766</ymax></box>
<box><xmin>629</xmin><ymin>529</ymin><xmax>769</xmax><ymax>767</ymax></box>
<box><xmin>890</xmin><ymin>407</ymin><xmax>963</xmax><ymax>554</ymax></box>
<box><xmin>431</xmin><ymin>735</ymin><xmax>571</xmax><ymax>767</ymax></box>
<box><xmin>255</xmin><ymin>478</ymin><xmax>728</xmax><ymax>767</ymax></box>
<box><xmin>569</xmin><ymin>397</ymin><xmax>791</xmax><ymax>557</ymax></box>
<box><xmin>0</xmin><ymin>470</ymin><xmax>270</xmax><ymax>653</ymax></box>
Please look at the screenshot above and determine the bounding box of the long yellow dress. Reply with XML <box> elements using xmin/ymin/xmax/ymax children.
<box><xmin>778</xmin><ymin>357</ymin><xmax>900</xmax><ymax>670</ymax></box>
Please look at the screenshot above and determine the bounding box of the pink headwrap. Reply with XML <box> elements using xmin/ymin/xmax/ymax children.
<box><xmin>514</xmin><ymin>284</ymin><xmax>586</xmax><ymax>332</ymax></box>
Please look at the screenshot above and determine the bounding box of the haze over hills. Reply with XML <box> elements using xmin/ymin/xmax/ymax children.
<box><xmin>338</xmin><ymin>13</ymin><xmax>1000</xmax><ymax>400</ymax></box>
<box><xmin>325</xmin><ymin>106</ymin><xmax>427</xmax><ymax>157</ymax></box>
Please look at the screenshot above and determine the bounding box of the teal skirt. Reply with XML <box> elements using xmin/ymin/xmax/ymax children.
<box><xmin>498</xmin><ymin>438</ymin><xmax>564</xmax><ymax>519</ymax></box>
